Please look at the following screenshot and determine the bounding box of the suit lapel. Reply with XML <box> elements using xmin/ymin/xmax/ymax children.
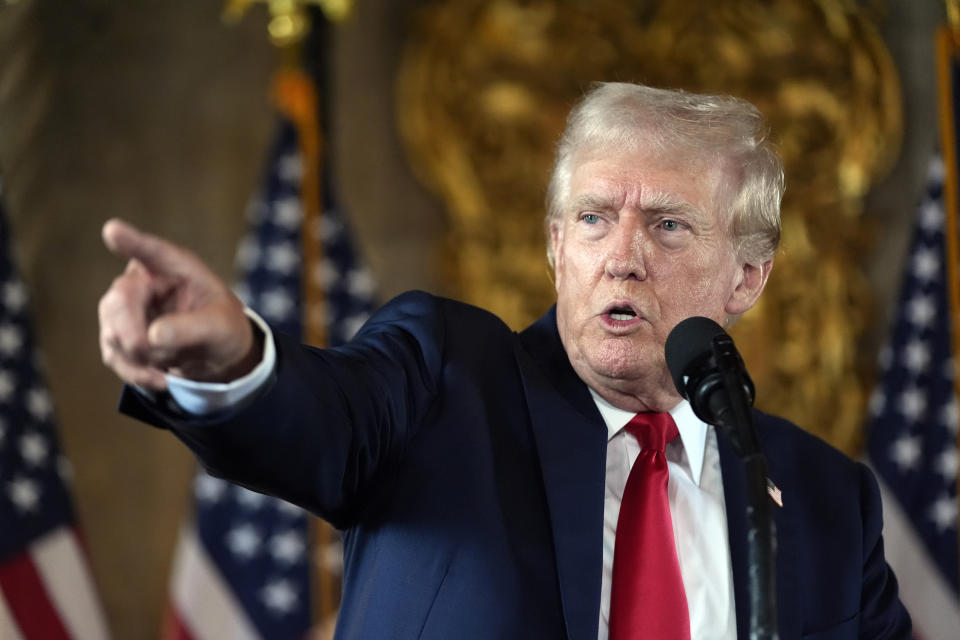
<box><xmin>719</xmin><ymin>416</ymin><xmax>799</xmax><ymax>640</ymax></box>
<box><xmin>517</xmin><ymin>308</ymin><xmax>608</xmax><ymax>640</ymax></box>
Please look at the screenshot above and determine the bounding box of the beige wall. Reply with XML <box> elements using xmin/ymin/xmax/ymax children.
<box><xmin>0</xmin><ymin>1</ymin><xmax>944</xmax><ymax>638</ymax></box>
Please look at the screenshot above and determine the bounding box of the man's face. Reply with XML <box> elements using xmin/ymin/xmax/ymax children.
<box><xmin>551</xmin><ymin>145</ymin><xmax>769</xmax><ymax>411</ymax></box>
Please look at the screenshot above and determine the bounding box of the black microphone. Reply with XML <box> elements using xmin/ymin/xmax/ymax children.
<box><xmin>666</xmin><ymin>316</ymin><xmax>779</xmax><ymax>639</ymax></box>
<box><xmin>664</xmin><ymin>316</ymin><xmax>757</xmax><ymax>456</ymax></box>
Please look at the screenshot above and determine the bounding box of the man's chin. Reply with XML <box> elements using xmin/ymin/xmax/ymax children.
<box><xmin>589</xmin><ymin>339</ymin><xmax>662</xmax><ymax>374</ymax></box>
<box><xmin>579</xmin><ymin>353</ymin><xmax>662</xmax><ymax>389</ymax></box>
<box><xmin>561</xmin><ymin>329</ymin><xmax>664</xmax><ymax>385</ymax></box>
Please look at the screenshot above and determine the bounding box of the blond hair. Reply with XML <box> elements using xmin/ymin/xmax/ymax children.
<box><xmin>545</xmin><ymin>82</ymin><xmax>784</xmax><ymax>266</ymax></box>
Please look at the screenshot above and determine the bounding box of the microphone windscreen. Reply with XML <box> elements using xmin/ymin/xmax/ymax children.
<box><xmin>664</xmin><ymin>316</ymin><xmax>726</xmax><ymax>396</ymax></box>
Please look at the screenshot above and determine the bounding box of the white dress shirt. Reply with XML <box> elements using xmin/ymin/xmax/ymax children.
<box><xmin>592</xmin><ymin>391</ymin><xmax>737</xmax><ymax>640</ymax></box>
<box><xmin>165</xmin><ymin>314</ymin><xmax>737</xmax><ymax>639</ymax></box>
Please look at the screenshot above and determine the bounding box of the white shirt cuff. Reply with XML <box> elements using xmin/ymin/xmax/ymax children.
<box><xmin>165</xmin><ymin>308</ymin><xmax>276</xmax><ymax>415</ymax></box>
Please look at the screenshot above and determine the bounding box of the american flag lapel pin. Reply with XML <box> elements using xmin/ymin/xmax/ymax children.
<box><xmin>766</xmin><ymin>478</ymin><xmax>783</xmax><ymax>508</ymax></box>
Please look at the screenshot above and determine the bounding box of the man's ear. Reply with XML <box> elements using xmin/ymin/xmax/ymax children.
<box><xmin>725</xmin><ymin>258</ymin><xmax>773</xmax><ymax>316</ymax></box>
<box><xmin>550</xmin><ymin>221</ymin><xmax>564</xmax><ymax>290</ymax></box>
<box><xmin>550</xmin><ymin>221</ymin><xmax>563</xmax><ymax>255</ymax></box>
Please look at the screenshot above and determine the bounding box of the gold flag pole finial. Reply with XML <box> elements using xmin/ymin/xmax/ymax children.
<box><xmin>947</xmin><ymin>0</ymin><xmax>960</xmax><ymax>47</ymax></box>
<box><xmin>222</xmin><ymin>0</ymin><xmax>353</xmax><ymax>48</ymax></box>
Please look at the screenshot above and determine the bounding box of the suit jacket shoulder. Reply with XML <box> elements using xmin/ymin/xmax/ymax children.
<box><xmin>730</xmin><ymin>411</ymin><xmax>912</xmax><ymax>639</ymax></box>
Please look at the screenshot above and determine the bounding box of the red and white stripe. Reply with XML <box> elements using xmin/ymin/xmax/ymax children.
<box><xmin>0</xmin><ymin>525</ymin><xmax>110</xmax><ymax>640</ymax></box>
<box><xmin>162</xmin><ymin>524</ymin><xmax>260</xmax><ymax>640</ymax></box>
<box><xmin>875</xmin><ymin>475</ymin><xmax>960</xmax><ymax>640</ymax></box>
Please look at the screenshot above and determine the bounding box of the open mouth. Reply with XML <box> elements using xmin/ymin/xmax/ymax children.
<box><xmin>608</xmin><ymin>307</ymin><xmax>637</xmax><ymax>321</ymax></box>
<box><xmin>604</xmin><ymin>302</ymin><xmax>640</xmax><ymax>322</ymax></box>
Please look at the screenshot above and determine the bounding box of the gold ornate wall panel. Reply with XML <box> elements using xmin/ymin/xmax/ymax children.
<box><xmin>397</xmin><ymin>0</ymin><xmax>902</xmax><ymax>453</ymax></box>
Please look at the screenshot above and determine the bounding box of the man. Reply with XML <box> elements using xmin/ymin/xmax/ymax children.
<box><xmin>99</xmin><ymin>83</ymin><xmax>911</xmax><ymax>639</ymax></box>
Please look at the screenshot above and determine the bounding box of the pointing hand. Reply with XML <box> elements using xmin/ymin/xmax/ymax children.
<box><xmin>98</xmin><ymin>218</ymin><xmax>259</xmax><ymax>391</ymax></box>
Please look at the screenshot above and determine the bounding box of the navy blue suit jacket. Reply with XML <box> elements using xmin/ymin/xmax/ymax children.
<box><xmin>121</xmin><ymin>291</ymin><xmax>911</xmax><ymax>639</ymax></box>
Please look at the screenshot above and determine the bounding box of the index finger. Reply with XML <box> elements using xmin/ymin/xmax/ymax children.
<box><xmin>102</xmin><ymin>218</ymin><xmax>198</xmax><ymax>278</ymax></box>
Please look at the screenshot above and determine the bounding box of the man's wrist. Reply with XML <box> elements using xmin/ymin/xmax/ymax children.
<box><xmin>218</xmin><ymin>317</ymin><xmax>265</xmax><ymax>382</ymax></box>
<box><xmin>164</xmin><ymin>308</ymin><xmax>277</xmax><ymax>416</ymax></box>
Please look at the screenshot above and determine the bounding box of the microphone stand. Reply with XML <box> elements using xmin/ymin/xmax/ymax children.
<box><xmin>708</xmin><ymin>334</ymin><xmax>779</xmax><ymax>640</ymax></box>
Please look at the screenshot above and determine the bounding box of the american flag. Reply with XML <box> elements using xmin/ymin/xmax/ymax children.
<box><xmin>865</xmin><ymin>155</ymin><xmax>960</xmax><ymax>638</ymax></box>
<box><xmin>0</xmin><ymin>177</ymin><xmax>111</xmax><ymax>639</ymax></box>
<box><xmin>163</xmin><ymin>114</ymin><xmax>375</xmax><ymax>640</ymax></box>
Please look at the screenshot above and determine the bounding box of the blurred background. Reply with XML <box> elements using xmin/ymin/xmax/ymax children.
<box><xmin>0</xmin><ymin>0</ymin><xmax>955</xmax><ymax>638</ymax></box>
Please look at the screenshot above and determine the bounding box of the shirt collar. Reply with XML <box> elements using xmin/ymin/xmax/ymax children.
<box><xmin>589</xmin><ymin>389</ymin><xmax>709</xmax><ymax>486</ymax></box>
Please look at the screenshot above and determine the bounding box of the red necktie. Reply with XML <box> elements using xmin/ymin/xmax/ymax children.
<box><xmin>609</xmin><ymin>412</ymin><xmax>690</xmax><ymax>640</ymax></box>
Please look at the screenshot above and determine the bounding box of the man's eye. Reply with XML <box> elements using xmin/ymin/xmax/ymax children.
<box><xmin>661</xmin><ymin>219</ymin><xmax>680</xmax><ymax>231</ymax></box>
<box><xmin>582</xmin><ymin>214</ymin><xmax>600</xmax><ymax>224</ymax></box>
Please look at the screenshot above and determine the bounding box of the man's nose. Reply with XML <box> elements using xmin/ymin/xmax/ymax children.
<box><xmin>604</xmin><ymin>223</ymin><xmax>647</xmax><ymax>280</ymax></box>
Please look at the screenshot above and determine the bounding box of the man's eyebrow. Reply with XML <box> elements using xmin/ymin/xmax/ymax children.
<box><xmin>637</xmin><ymin>191</ymin><xmax>705</xmax><ymax>218</ymax></box>
<box><xmin>570</xmin><ymin>194</ymin><xmax>618</xmax><ymax>212</ymax></box>
<box><xmin>569</xmin><ymin>191</ymin><xmax>707</xmax><ymax>220</ymax></box>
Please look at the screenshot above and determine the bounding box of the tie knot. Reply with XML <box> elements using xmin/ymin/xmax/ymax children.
<box><xmin>625</xmin><ymin>412</ymin><xmax>679</xmax><ymax>452</ymax></box>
